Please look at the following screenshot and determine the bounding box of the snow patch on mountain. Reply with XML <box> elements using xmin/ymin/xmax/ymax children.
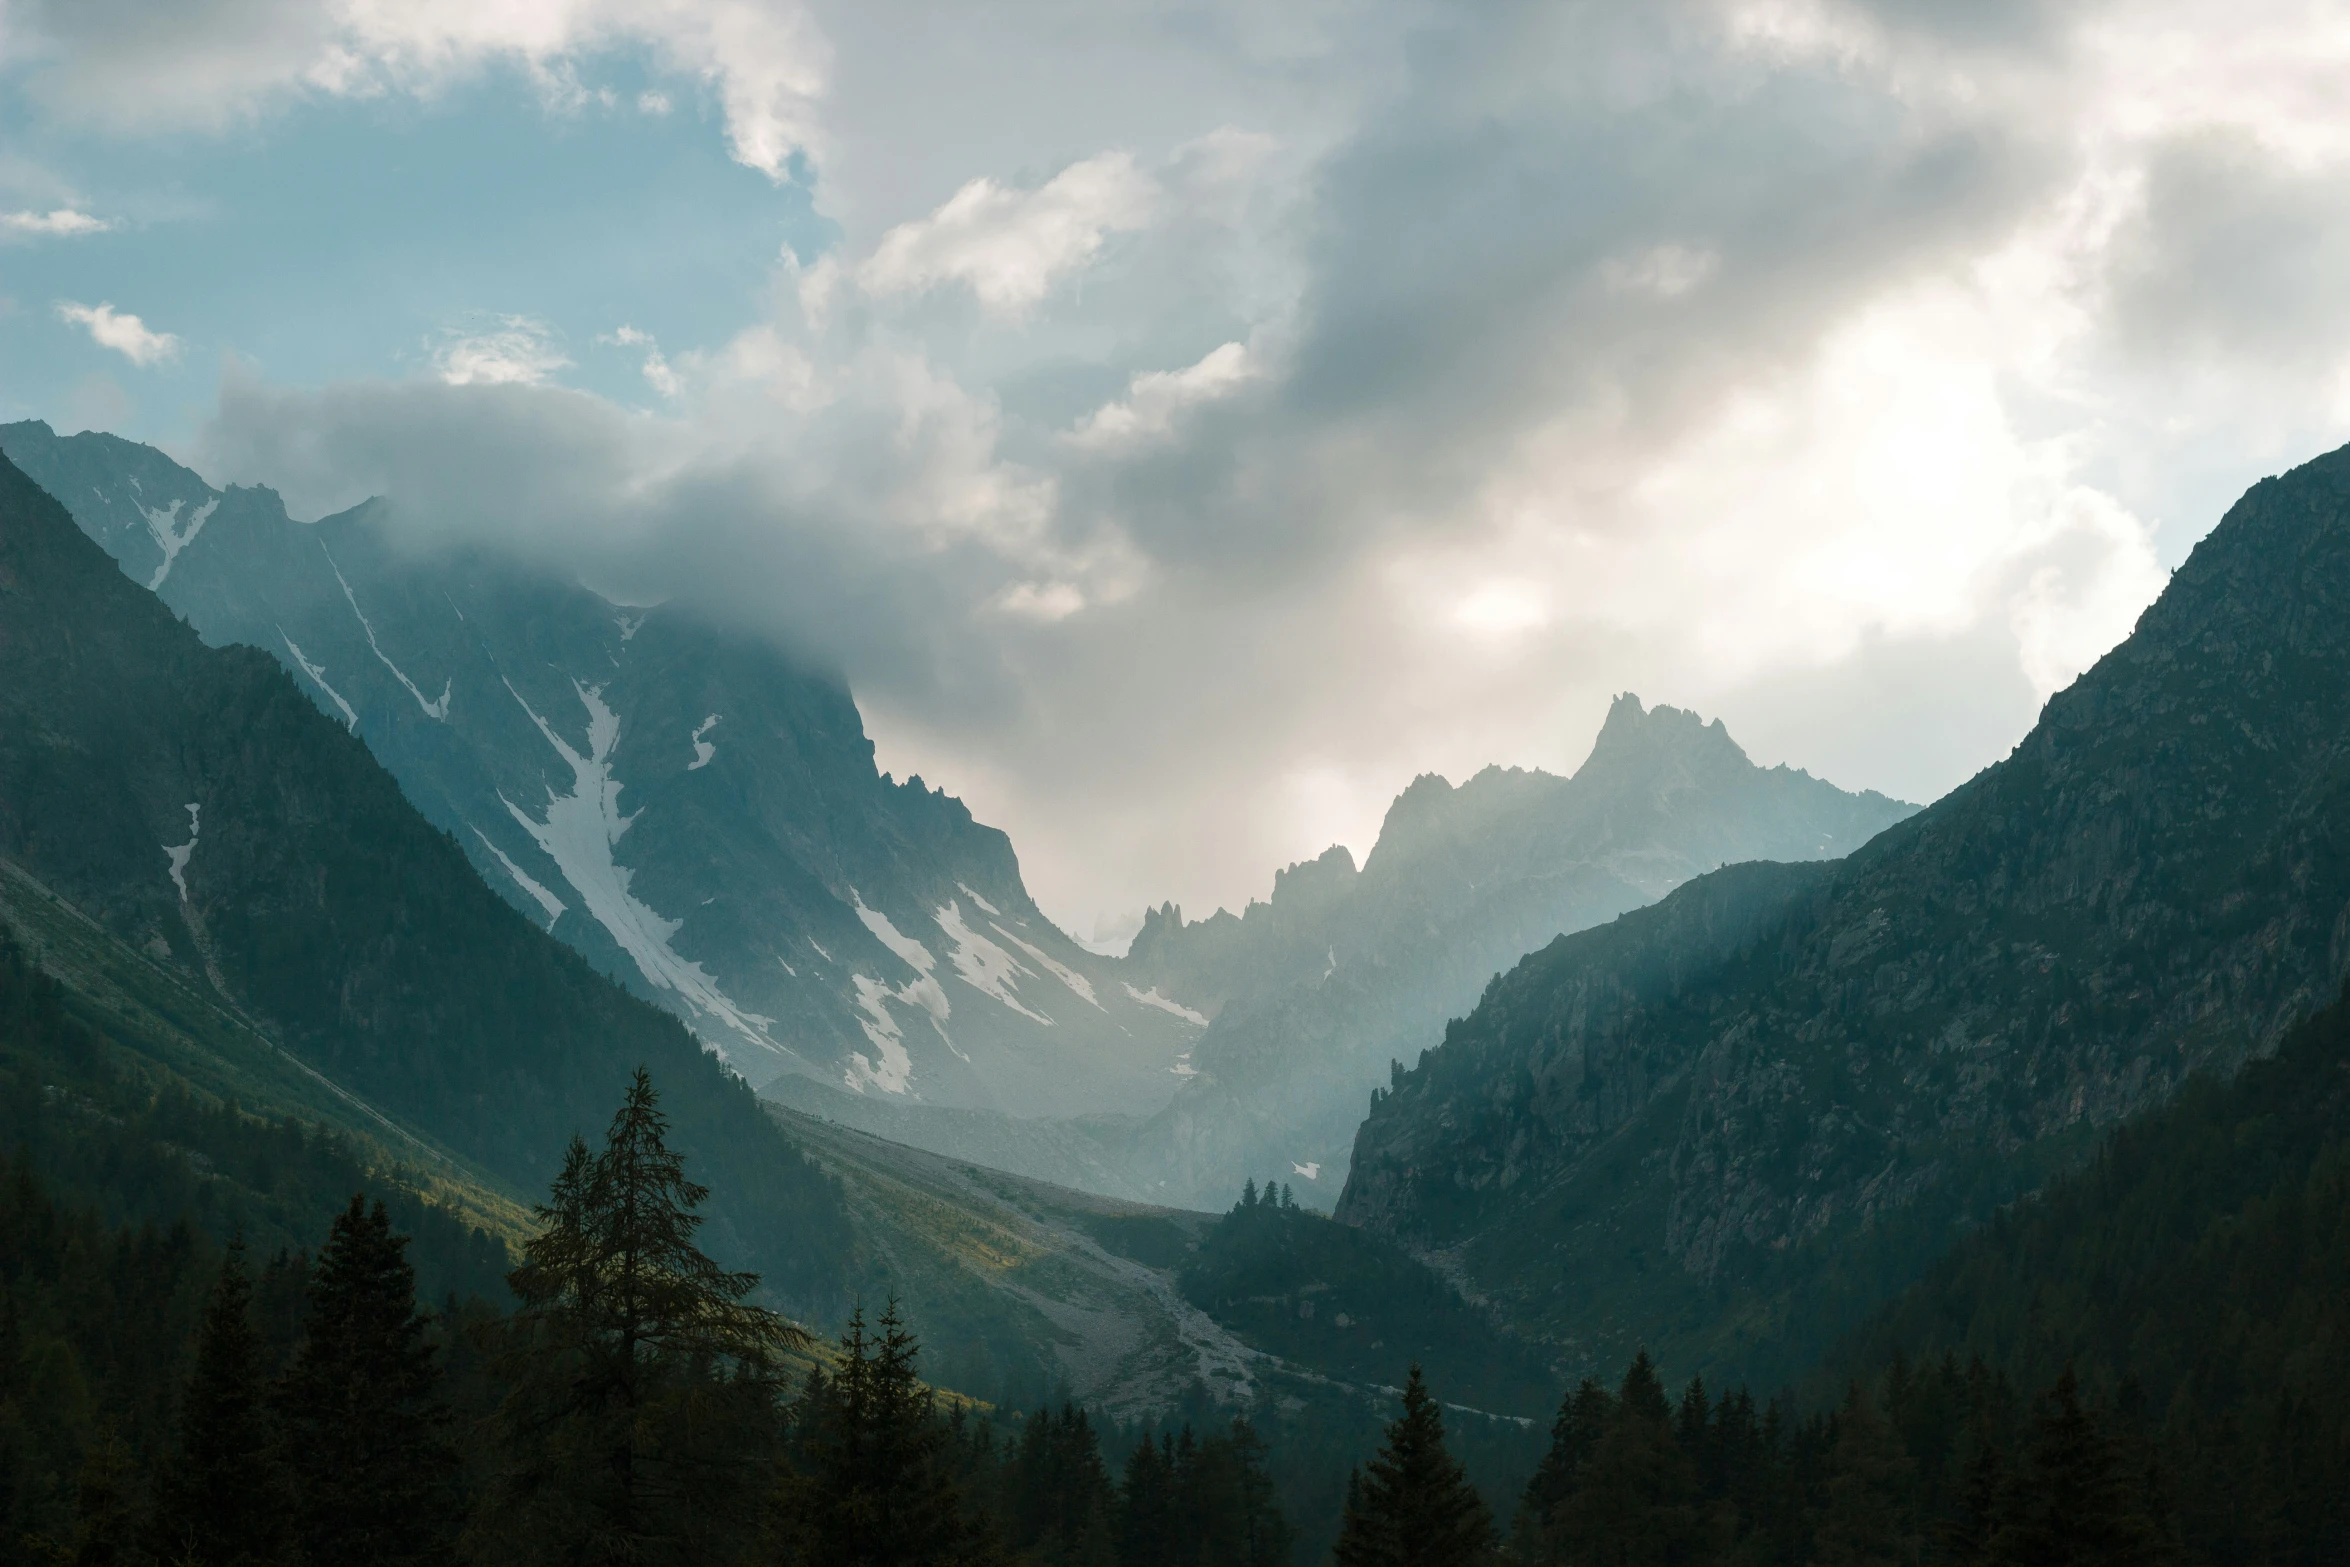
<box><xmin>278</xmin><ymin>628</ymin><xmax>358</xmax><ymax>730</ymax></box>
<box><xmin>324</xmin><ymin>546</ymin><xmax>451</xmax><ymax>720</ymax></box>
<box><xmin>957</xmin><ymin>882</ymin><xmax>1002</xmax><ymax>917</ymax></box>
<box><xmin>616</xmin><ymin>612</ymin><xmax>645</xmax><ymax>641</ymax></box>
<box><xmin>162</xmin><ymin>803</ymin><xmax>199</xmax><ymax>900</ymax></box>
<box><xmin>688</xmin><ymin>713</ymin><xmax>720</xmax><ymax>770</ymax></box>
<box><xmin>993</xmin><ymin>923</ymin><xmax>1102</xmax><ymax>1008</ymax></box>
<box><xmin>500</xmin><ymin>676</ymin><xmax>779</xmax><ymax>1059</ymax></box>
<box><xmin>846</xmin><ymin>973</ymin><xmax>918</xmax><ymax>1095</ymax></box>
<box><xmin>473</xmin><ymin>827</ymin><xmax>567</xmax><ymax>931</ymax></box>
<box><xmin>934</xmin><ymin>899</ymin><xmax>1053</xmax><ymax>1024</ymax></box>
<box><xmin>1123</xmin><ymin>983</ymin><xmax>1209</xmax><ymax>1028</ymax></box>
<box><xmin>852</xmin><ymin>893</ymin><xmax>952</xmax><ymax>1023</ymax></box>
<box><xmin>141</xmin><ymin>496</ymin><xmax>216</xmax><ymax>589</ymax></box>
<box><xmin>1291</xmin><ymin>1161</ymin><xmax>1321</xmax><ymax>1181</ymax></box>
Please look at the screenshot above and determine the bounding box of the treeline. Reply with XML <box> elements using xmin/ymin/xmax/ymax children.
<box><xmin>1180</xmin><ymin>1175</ymin><xmax>1557</xmax><ymax>1420</ymax></box>
<box><xmin>4</xmin><ymin>1069</ymin><xmax>1297</xmax><ymax>1565</ymax></box>
<box><xmin>14</xmin><ymin>979</ymin><xmax>2350</xmax><ymax>1564</ymax></box>
<box><xmin>1822</xmin><ymin>981</ymin><xmax>2350</xmax><ymax>1564</ymax></box>
<box><xmin>1313</xmin><ymin>1343</ymin><xmax>2341</xmax><ymax>1565</ymax></box>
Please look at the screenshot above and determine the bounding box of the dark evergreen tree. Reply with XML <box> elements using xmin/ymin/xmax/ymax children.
<box><xmin>782</xmin><ymin>1299</ymin><xmax>996</xmax><ymax>1566</ymax></box>
<box><xmin>1537</xmin><ymin>1351</ymin><xmax>1711</xmax><ymax>1566</ymax></box>
<box><xmin>1815</xmin><ymin>1383</ymin><xmax>1916</xmax><ymax>1567</ymax></box>
<box><xmin>1117</xmin><ymin>1433</ymin><xmax>1180</xmax><ymax>1567</ymax></box>
<box><xmin>1181</xmin><ymin>1416</ymin><xmax>1291</xmax><ymax>1567</ymax></box>
<box><xmin>1007</xmin><ymin>1403</ymin><xmax>1114</xmax><ymax>1565</ymax></box>
<box><xmin>474</xmin><ymin>1070</ymin><xmax>802</xmax><ymax>1566</ymax></box>
<box><xmin>1993</xmin><ymin>1369</ymin><xmax>2165</xmax><ymax>1567</ymax></box>
<box><xmin>1513</xmin><ymin>1376</ymin><xmax>1613</xmax><ymax>1560</ymax></box>
<box><xmin>1331</xmin><ymin>1365</ymin><xmax>1494</xmax><ymax>1567</ymax></box>
<box><xmin>149</xmin><ymin>1242</ymin><xmax>282</xmax><ymax>1567</ymax></box>
<box><xmin>274</xmin><ymin>1195</ymin><xmax>455</xmax><ymax>1567</ymax></box>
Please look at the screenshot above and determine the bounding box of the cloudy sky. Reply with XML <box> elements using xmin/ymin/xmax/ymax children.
<box><xmin>5</xmin><ymin>1</ymin><xmax>2350</xmax><ymax>939</ymax></box>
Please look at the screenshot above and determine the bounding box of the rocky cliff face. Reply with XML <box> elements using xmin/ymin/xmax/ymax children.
<box><xmin>1335</xmin><ymin>439</ymin><xmax>2350</xmax><ymax>1384</ymax></box>
<box><xmin>0</xmin><ymin>421</ymin><xmax>1198</xmax><ymax>1119</ymax></box>
<box><xmin>1120</xmin><ymin>697</ymin><xmax>1917</xmax><ymax>1210</ymax></box>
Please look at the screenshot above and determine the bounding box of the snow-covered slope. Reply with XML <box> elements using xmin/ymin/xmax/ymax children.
<box><xmin>0</xmin><ymin>420</ymin><xmax>1199</xmax><ymax>1117</ymax></box>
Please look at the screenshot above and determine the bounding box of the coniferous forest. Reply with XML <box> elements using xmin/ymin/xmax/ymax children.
<box><xmin>10</xmin><ymin>993</ymin><xmax>2350</xmax><ymax>1565</ymax></box>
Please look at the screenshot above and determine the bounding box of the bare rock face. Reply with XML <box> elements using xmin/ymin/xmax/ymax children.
<box><xmin>1336</xmin><ymin>440</ymin><xmax>2350</xmax><ymax>1386</ymax></box>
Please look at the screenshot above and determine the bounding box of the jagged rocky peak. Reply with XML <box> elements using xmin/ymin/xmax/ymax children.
<box><xmin>1573</xmin><ymin>692</ymin><xmax>1753</xmax><ymax>792</ymax></box>
<box><xmin>1362</xmin><ymin>771</ymin><xmax>1467</xmax><ymax>864</ymax></box>
<box><xmin>1268</xmin><ymin>844</ymin><xmax>1359</xmax><ymax>906</ymax></box>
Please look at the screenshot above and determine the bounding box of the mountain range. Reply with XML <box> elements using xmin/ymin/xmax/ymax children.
<box><xmin>9</xmin><ymin>409</ymin><xmax>2350</xmax><ymax>1563</ymax></box>
<box><xmin>1112</xmin><ymin>698</ymin><xmax>1915</xmax><ymax>1209</ymax></box>
<box><xmin>0</xmin><ymin>419</ymin><xmax>1912</xmax><ymax>1215</ymax></box>
<box><xmin>0</xmin><ymin>419</ymin><xmax>1200</xmax><ymax>1122</ymax></box>
<box><xmin>1336</xmin><ymin>435</ymin><xmax>2350</xmax><ymax>1387</ymax></box>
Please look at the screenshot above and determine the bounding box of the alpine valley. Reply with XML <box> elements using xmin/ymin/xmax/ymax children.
<box><xmin>0</xmin><ymin>419</ymin><xmax>1913</xmax><ymax>1212</ymax></box>
<box><xmin>8</xmin><ymin>413</ymin><xmax>2350</xmax><ymax>1567</ymax></box>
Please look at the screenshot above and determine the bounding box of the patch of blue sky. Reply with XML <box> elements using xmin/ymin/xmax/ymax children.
<box><xmin>0</xmin><ymin>61</ymin><xmax>835</xmax><ymax>460</ymax></box>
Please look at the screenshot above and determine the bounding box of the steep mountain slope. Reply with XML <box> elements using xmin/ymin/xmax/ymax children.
<box><xmin>1826</xmin><ymin>979</ymin><xmax>2350</xmax><ymax>1417</ymax></box>
<box><xmin>0</xmin><ymin>420</ymin><xmax>1197</xmax><ymax>1118</ymax></box>
<box><xmin>1820</xmin><ymin>983</ymin><xmax>2350</xmax><ymax>1562</ymax></box>
<box><xmin>1118</xmin><ymin>698</ymin><xmax>1915</xmax><ymax>1209</ymax></box>
<box><xmin>1336</xmin><ymin>438</ymin><xmax>2350</xmax><ymax>1386</ymax></box>
<box><xmin>0</xmin><ymin>442</ymin><xmax>851</xmax><ymax>1309</ymax></box>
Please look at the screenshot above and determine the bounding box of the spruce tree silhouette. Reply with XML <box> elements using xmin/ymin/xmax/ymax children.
<box><xmin>275</xmin><ymin>1195</ymin><xmax>456</xmax><ymax>1567</ymax></box>
<box><xmin>786</xmin><ymin>1298</ymin><xmax>996</xmax><ymax>1566</ymax></box>
<box><xmin>1994</xmin><ymin>1368</ymin><xmax>2165</xmax><ymax>1567</ymax></box>
<box><xmin>476</xmin><ymin>1068</ymin><xmax>806</xmax><ymax>1565</ymax></box>
<box><xmin>1332</xmin><ymin>1364</ymin><xmax>1496</xmax><ymax>1567</ymax></box>
<box><xmin>150</xmin><ymin>1241</ymin><xmax>283</xmax><ymax>1567</ymax></box>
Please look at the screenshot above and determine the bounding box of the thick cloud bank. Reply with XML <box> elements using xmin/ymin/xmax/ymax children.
<box><xmin>15</xmin><ymin>0</ymin><xmax>2350</xmax><ymax>931</ymax></box>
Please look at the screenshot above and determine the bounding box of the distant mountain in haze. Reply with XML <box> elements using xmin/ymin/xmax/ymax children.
<box><xmin>0</xmin><ymin>420</ymin><xmax>1201</xmax><ymax>1121</ymax></box>
<box><xmin>1114</xmin><ymin>696</ymin><xmax>1918</xmax><ymax>1210</ymax></box>
<box><xmin>1335</xmin><ymin>438</ymin><xmax>2350</xmax><ymax>1388</ymax></box>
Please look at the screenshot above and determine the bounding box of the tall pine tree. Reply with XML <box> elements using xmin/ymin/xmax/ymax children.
<box><xmin>1815</xmin><ymin>1382</ymin><xmax>1917</xmax><ymax>1567</ymax></box>
<box><xmin>149</xmin><ymin>1241</ymin><xmax>282</xmax><ymax>1567</ymax></box>
<box><xmin>782</xmin><ymin>1299</ymin><xmax>996</xmax><ymax>1566</ymax></box>
<box><xmin>1332</xmin><ymin>1364</ymin><xmax>1495</xmax><ymax>1567</ymax></box>
<box><xmin>275</xmin><ymin>1195</ymin><xmax>456</xmax><ymax>1567</ymax></box>
<box><xmin>1537</xmin><ymin>1351</ymin><xmax>1712</xmax><ymax>1566</ymax></box>
<box><xmin>475</xmin><ymin>1070</ymin><xmax>804</xmax><ymax>1566</ymax></box>
<box><xmin>1993</xmin><ymin>1369</ymin><xmax>2166</xmax><ymax>1567</ymax></box>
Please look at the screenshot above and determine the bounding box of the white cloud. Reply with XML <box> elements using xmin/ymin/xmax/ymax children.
<box><xmin>2</xmin><ymin>208</ymin><xmax>110</xmax><ymax>237</ymax></box>
<box><xmin>597</xmin><ymin>324</ymin><xmax>682</xmax><ymax>398</ymax></box>
<box><xmin>172</xmin><ymin>0</ymin><xmax>2350</xmax><ymax>925</ymax></box>
<box><xmin>1067</xmin><ymin>341</ymin><xmax>1259</xmax><ymax>450</ymax></box>
<box><xmin>3</xmin><ymin>0</ymin><xmax>829</xmax><ymax>181</ymax></box>
<box><xmin>55</xmin><ymin>300</ymin><xmax>180</xmax><ymax>365</ymax></box>
<box><xmin>847</xmin><ymin>151</ymin><xmax>1157</xmax><ymax>314</ymax></box>
<box><xmin>433</xmin><ymin>316</ymin><xmax>570</xmax><ymax>386</ymax></box>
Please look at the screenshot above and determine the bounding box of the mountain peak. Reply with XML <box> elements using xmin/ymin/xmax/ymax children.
<box><xmin>1575</xmin><ymin>692</ymin><xmax>1752</xmax><ymax>786</ymax></box>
